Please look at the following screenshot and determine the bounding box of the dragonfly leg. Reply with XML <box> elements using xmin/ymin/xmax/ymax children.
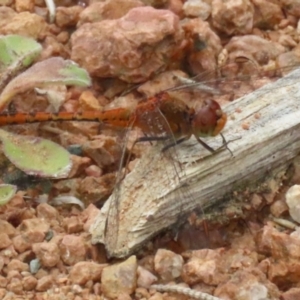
<box><xmin>194</xmin><ymin>135</ymin><xmax>216</xmax><ymax>153</ymax></box>
<box><xmin>217</xmin><ymin>133</ymin><xmax>241</xmax><ymax>156</ymax></box>
<box><xmin>162</xmin><ymin>136</ymin><xmax>190</xmax><ymax>152</ymax></box>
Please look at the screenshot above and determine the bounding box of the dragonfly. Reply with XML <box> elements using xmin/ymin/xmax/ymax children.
<box><xmin>0</xmin><ymin>91</ymin><xmax>227</xmax><ymax>152</ymax></box>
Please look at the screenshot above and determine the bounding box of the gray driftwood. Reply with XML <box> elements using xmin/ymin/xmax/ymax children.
<box><xmin>90</xmin><ymin>68</ymin><xmax>300</xmax><ymax>258</ymax></box>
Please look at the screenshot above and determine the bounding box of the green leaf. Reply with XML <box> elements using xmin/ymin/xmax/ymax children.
<box><xmin>0</xmin><ymin>184</ymin><xmax>17</xmax><ymax>206</ymax></box>
<box><xmin>0</xmin><ymin>35</ymin><xmax>42</xmax><ymax>95</ymax></box>
<box><xmin>0</xmin><ymin>34</ymin><xmax>42</xmax><ymax>72</ymax></box>
<box><xmin>0</xmin><ymin>129</ymin><xmax>72</xmax><ymax>178</ymax></box>
<box><xmin>0</xmin><ymin>57</ymin><xmax>91</xmax><ymax>111</ymax></box>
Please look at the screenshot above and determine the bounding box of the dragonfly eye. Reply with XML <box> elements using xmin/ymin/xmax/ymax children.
<box><xmin>192</xmin><ymin>99</ymin><xmax>227</xmax><ymax>137</ymax></box>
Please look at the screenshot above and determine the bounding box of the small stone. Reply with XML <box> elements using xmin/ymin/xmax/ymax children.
<box><xmin>183</xmin><ymin>0</ymin><xmax>211</xmax><ymax>20</ymax></box>
<box><xmin>250</xmin><ymin>194</ymin><xmax>263</xmax><ymax>210</ymax></box>
<box><xmin>63</xmin><ymin>216</ymin><xmax>83</xmax><ymax>234</ymax></box>
<box><xmin>137</xmin><ymin>266</ymin><xmax>157</xmax><ymax>288</ymax></box>
<box><xmin>280</xmin><ymin>0</ymin><xmax>300</xmax><ymax>18</ymax></box>
<box><xmin>0</xmin><ymin>0</ymin><xmax>12</xmax><ymax>4</ymax></box>
<box><xmin>286</xmin><ymin>185</ymin><xmax>300</xmax><ymax>222</ymax></box>
<box><xmin>59</xmin><ymin>235</ymin><xmax>86</xmax><ymax>265</ymax></box>
<box><xmin>36</xmin><ymin>275</ymin><xmax>53</xmax><ymax>292</ymax></box>
<box><xmin>32</xmin><ymin>242</ymin><xmax>60</xmax><ymax>268</ymax></box>
<box><xmin>0</xmin><ymin>233</ymin><xmax>12</xmax><ymax>249</ymax></box>
<box><xmin>0</xmin><ymin>257</ymin><xmax>4</xmax><ymax>273</ymax></box>
<box><xmin>0</xmin><ymin>220</ymin><xmax>16</xmax><ymax>237</ymax></box>
<box><xmin>78</xmin><ymin>0</ymin><xmax>144</xmax><ymax>25</ymax></box>
<box><xmin>101</xmin><ymin>256</ymin><xmax>137</xmax><ymax>299</ymax></box>
<box><xmin>69</xmin><ymin>261</ymin><xmax>105</xmax><ymax>285</ymax></box>
<box><xmin>0</xmin><ymin>276</ymin><xmax>7</xmax><ymax>288</ymax></box>
<box><xmin>22</xmin><ymin>275</ymin><xmax>37</xmax><ymax>291</ymax></box>
<box><xmin>0</xmin><ymin>11</ymin><xmax>47</xmax><ymax>39</ymax></box>
<box><xmin>71</xmin><ymin>6</ymin><xmax>183</xmax><ymax>82</ymax></box>
<box><xmin>7</xmin><ymin>278</ymin><xmax>23</xmax><ymax>294</ymax></box>
<box><xmin>82</xmin><ymin>204</ymin><xmax>100</xmax><ymax>232</ymax></box>
<box><xmin>56</xmin><ymin>6</ymin><xmax>84</xmax><ymax>27</ymax></box>
<box><xmin>36</xmin><ymin>203</ymin><xmax>59</xmax><ymax>220</ymax></box>
<box><xmin>281</xmin><ymin>287</ymin><xmax>300</xmax><ymax>300</ymax></box>
<box><xmin>154</xmin><ymin>249</ymin><xmax>183</xmax><ymax>281</ymax></box>
<box><xmin>18</xmin><ymin>218</ymin><xmax>50</xmax><ymax>234</ymax></box>
<box><xmin>79</xmin><ymin>90</ymin><xmax>102</xmax><ymax>111</ymax></box>
<box><xmin>182</xmin><ymin>249</ymin><xmax>226</xmax><ymax>285</ymax></box>
<box><xmin>215</xmin><ymin>269</ymin><xmax>280</xmax><ymax>299</ymax></box>
<box><xmin>12</xmin><ymin>235</ymin><xmax>31</xmax><ymax>253</ymax></box>
<box><xmin>29</xmin><ymin>258</ymin><xmax>41</xmax><ymax>274</ymax></box>
<box><xmin>212</xmin><ymin>0</ymin><xmax>254</xmax><ymax>35</ymax></box>
<box><xmin>15</xmin><ymin>0</ymin><xmax>34</xmax><ymax>12</ymax></box>
<box><xmin>270</xmin><ymin>199</ymin><xmax>289</xmax><ymax>218</ymax></box>
<box><xmin>7</xmin><ymin>259</ymin><xmax>29</xmax><ymax>273</ymax></box>
<box><xmin>6</xmin><ymin>270</ymin><xmax>22</xmax><ymax>282</ymax></box>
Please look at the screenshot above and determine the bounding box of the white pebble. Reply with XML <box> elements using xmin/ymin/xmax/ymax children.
<box><xmin>286</xmin><ymin>185</ymin><xmax>300</xmax><ymax>223</ymax></box>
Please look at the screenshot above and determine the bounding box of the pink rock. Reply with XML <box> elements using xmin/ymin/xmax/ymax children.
<box><xmin>36</xmin><ymin>275</ymin><xmax>53</xmax><ymax>292</ymax></box>
<box><xmin>6</xmin><ymin>259</ymin><xmax>29</xmax><ymax>273</ymax></box>
<box><xmin>252</xmin><ymin>0</ymin><xmax>284</xmax><ymax>29</ymax></box>
<box><xmin>182</xmin><ymin>18</ymin><xmax>222</xmax><ymax>75</ymax></box>
<box><xmin>0</xmin><ymin>276</ymin><xmax>7</xmax><ymax>288</ymax></box>
<box><xmin>6</xmin><ymin>270</ymin><xmax>22</xmax><ymax>281</ymax></box>
<box><xmin>59</xmin><ymin>235</ymin><xmax>86</xmax><ymax>265</ymax></box>
<box><xmin>63</xmin><ymin>216</ymin><xmax>83</xmax><ymax>234</ymax></box>
<box><xmin>0</xmin><ymin>220</ymin><xmax>17</xmax><ymax>237</ymax></box>
<box><xmin>0</xmin><ymin>10</ymin><xmax>47</xmax><ymax>39</ymax></box>
<box><xmin>137</xmin><ymin>266</ymin><xmax>157</xmax><ymax>288</ymax></box>
<box><xmin>18</xmin><ymin>218</ymin><xmax>50</xmax><ymax>235</ymax></box>
<box><xmin>281</xmin><ymin>287</ymin><xmax>300</xmax><ymax>300</ymax></box>
<box><xmin>85</xmin><ymin>164</ymin><xmax>102</xmax><ymax>178</ymax></box>
<box><xmin>32</xmin><ymin>242</ymin><xmax>60</xmax><ymax>268</ymax></box>
<box><xmin>215</xmin><ymin>268</ymin><xmax>280</xmax><ymax>299</ymax></box>
<box><xmin>0</xmin><ymin>233</ymin><xmax>12</xmax><ymax>249</ymax></box>
<box><xmin>71</xmin><ymin>7</ymin><xmax>183</xmax><ymax>83</ymax></box>
<box><xmin>7</xmin><ymin>277</ymin><xmax>23</xmax><ymax>294</ymax></box>
<box><xmin>68</xmin><ymin>155</ymin><xmax>91</xmax><ymax>178</ymax></box>
<box><xmin>257</xmin><ymin>224</ymin><xmax>300</xmax><ymax>259</ymax></box>
<box><xmin>15</xmin><ymin>0</ymin><xmax>34</xmax><ymax>12</ymax></box>
<box><xmin>81</xmin><ymin>135</ymin><xmax>123</xmax><ymax>170</ymax></box>
<box><xmin>78</xmin><ymin>174</ymin><xmax>116</xmax><ymax>205</ymax></box>
<box><xmin>36</xmin><ymin>203</ymin><xmax>59</xmax><ymax>220</ymax></box>
<box><xmin>212</xmin><ymin>0</ymin><xmax>254</xmax><ymax>35</ymax></box>
<box><xmin>101</xmin><ymin>256</ymin><xmax>137</xmax><ymax>299</ymax></box>
<box><xmin>55</xmin><ymin>6</ymin><xmax>84</xmax><ymax>27</ymax></box>
<box><xmin>154</xmin><ymin>249</ymin><xmax>183</xmax><ymax>281</ymax></box>
<box><xmin>270</xmin><ymin>199</ymin><xmax>288</xmax><ymax>217</ymax></box>
<box><xmin>182</xmin><ymin>256</ymin><xmax>225</xmax><ymax>285</ymax></box>
<box><xmin>225</xmin><ymin>35</ymin><xmax>285</xmax><ymax>65</ymax></box>
<box><xmin>78</xmin><ymin>0</ymin><xmax>144</xmax><ymax>25</ymax></box>
<box><xmin>280</xmin><ymin>0</ymin><xmax>300</xmax><ymax>17</ymax></box>
<box><xmin>82</xmin><ymin>204</ymin><xmax>100</xmax><ymax>232</ymax></box>
<box><xmin>183</xmin><ymin>0</ymin><xmax>212</xmax><ymax>20</ymax></box>
<box><xmin>69</xmin><ymin>261</ymin><xmax>105</xmax><ymax>285</ymax></box>
<box><xmin>22</xmin><ymin>275</ymin><xmax>37</xmax><ymax>291</ymax></box>
<box><xmin>0</xmin><ymin>245</ymin><xmax>18</xmax><ymax>265</ymax></box>
<box><xmin>0</xmin><ymin>257</ymin><xmax>4</xmax><ymax>273</ymax></box>
<box><xmin>12</xmin><ymin>235</ymin><xmax>31</xmax><ymax>253</ymax></box>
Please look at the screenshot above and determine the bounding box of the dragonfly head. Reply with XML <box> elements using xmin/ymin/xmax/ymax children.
<box><xmin>192</xmin><ymin>99</ymin><xmax>227</xmax><ymax>137</ymax></box>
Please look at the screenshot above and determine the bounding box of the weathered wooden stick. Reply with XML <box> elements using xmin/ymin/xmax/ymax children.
<box><xmin>90</xmin><ymin>68</ymin><xmax>300</xmax><ymax>258</ymax></box>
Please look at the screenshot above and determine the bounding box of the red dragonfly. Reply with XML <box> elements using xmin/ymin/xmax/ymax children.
<box><xmin>0</xmin><ymin>91</ymin><xmax>227</xmax><ymax>153</ymax></box>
